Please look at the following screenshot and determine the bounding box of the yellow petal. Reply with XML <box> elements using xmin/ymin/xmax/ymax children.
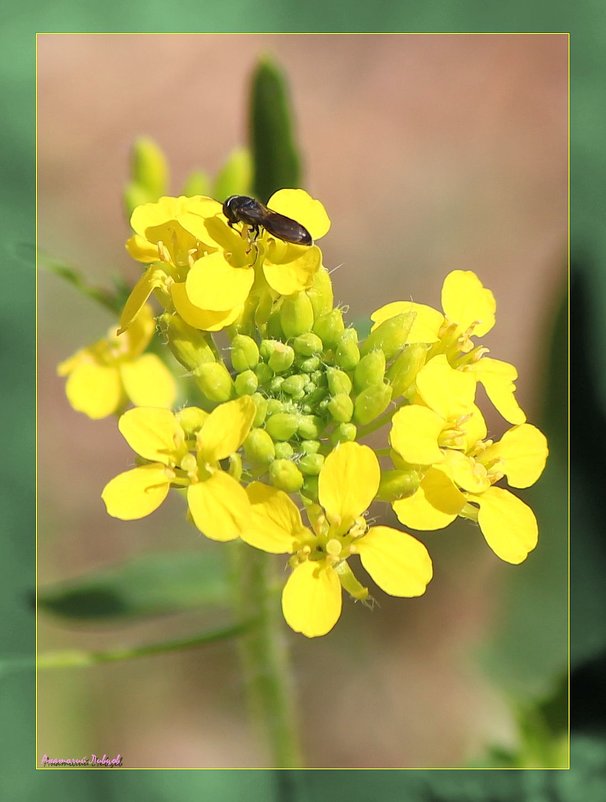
<box><xmin>187</xmin><ymin>471</ymin><xmax>249</xmax><ymax>541</ymax></box>
<box><xmin>486</xmin><ymin>424</ymin><xmax>548</xmax><ymax>488</ymax></box>
<box><xmin>243</xmin><ymin>482</ymin><xmax>305</xmax><ymax>553</ymax></box>
<box><xmin>356</xmin><ymin>526</ymin><xmax>433</xmax><ymax>597</ymax></box>
<box><xmin>123</xmin><ymin>304</ymin><xmax>156</xmax><ymax>357</ymax></box>
<box><xmin>118</xmin><ymin>266</ymin><xmax>166</xmax><ymax>334</ymax></box>
<box><xmin>263</xmin><ymin>245</ymin><xmax>321</xmax><ymax>295</ymax></box>
<box><xmin>197</xmin><ymin>396</ymin><xmax>256</xmax><ymax>463</ymax></box>
<box><xmin>441</xmin><ymin>270</ymin><xmax>496</xmax><ymax>336</ymax></box>
<box><xmin>441</xmin><ymin>450</ymin><xmax>491</xmax><ymax>493</ymax></box>
<box><xmin>186</xmin><ymin>252</ymin><xmax>254</xmax><ymax>311</ymax></box>
<box><xmin>393</xmin><ymin>467</ymin><xmax>465</xmax><ymax>530</ymax></box>
<box><xmin>466</xmin><ymin>357</ymin><xmax>526</xmax><ymax>425</ymax></box>
<box><xmin>390</xmin><ymin>405</ymin><xmax>444</xmax><ymax>465</ymax></box>
<box><xmin>459</xmin><ymin>403</ymin><xmax>488</xmax><ymax>450</ymax></box>
<box><xmin>130</xmin><ymin>196</ymin><xmax>183</xmax><ymax>236</ymax></box>
<box><xmin>281</xmin><ymin>560</ymin><xmax>342</xmax><ymax>637</ymax></box>
<box><xmin>119</xmin><ymin>354</ymin><xmax>177</xmax><ymax>409</ymax></box>
<box><xmin>416</xmin><ymin>355</ymin><xmax>476</xmax><ymax>420</ymax></box>
<box><xmin>65</xmin><ymin>362</ymin><xmax>123</xmax><ymax>419</ymax></box>
<box><xmin>472</xmin><ymin>486</ymin><xmax>538</xmax><ymax>564</ymax></box>
<box><xmin>267</xmin><ymin>189</ymin><xmax>331</xmax><ymax>240</ymax></box>
<box><xmin>102</xmin><ymin>463</ymin><xmax>172</xmax><ymax>519</ymax></box>
<box><xmin>318</xmin><ymin>442</ymin><xmax>380</xmax><ymax>529</ymax></box>
<box><xmin>171</xmin><ymin>282</ymin><xmax>242</xmax><ymax>331</ymax></box>
<box><xmin>125</xmin><ymin>234</ymin><xmax>160</xmax><ymax>263</ymax></box>
<box><xmin>118</xmin><ymin>407</ymin><xmax>184</xmax><ymax>463</ymax></box>
<box><xmin>371</xmin><ymin>301</ymin><xmax>443</xmax><ymax>343</ymax></box>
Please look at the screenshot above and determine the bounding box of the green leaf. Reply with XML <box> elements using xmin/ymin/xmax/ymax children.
<box><xmin>39</xmin><ymin>549</ymin><xmax>232</xmax><ymax>622</ymax></box>
<box><xmin>249</xmin><ymin>57</ymin><xmax>302</xmax><ymax>202</ymax></box>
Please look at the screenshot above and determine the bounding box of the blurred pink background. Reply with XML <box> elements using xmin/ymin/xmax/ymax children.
<box><xmin>38</xmin><ymin>34</ymin><xmax>567</xmax><ymax>768</ymax></box>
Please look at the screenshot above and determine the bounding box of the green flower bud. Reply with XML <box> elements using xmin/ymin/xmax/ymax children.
<box><xmin>160</xmin><ymin>313</ymin><xmax>215</xmax><ymax>373</ymax></box>
<box><xmin>266</xmin><ymin>412</ymin><xmax>300</xmax><ymax>441</ymax></box>
<box><xmin>301</xmin><ymin>386</ymin><xmax>328</xmax><ymax>413</ymax></box>
<box><xmin>235</xmin><ymin>369</ymin><xmax>259</xmax><ymax>396</ymax></box>
<box><xmin>304</xmin><ymin>380</ymin><xmax>317</xmax><ymax>394</ymax></box>
<box><xmin>175</xmin><ymin>406</ymin><xmax>208</xmax><ymax>435</ymax></box>
<box><xmin>130</xmin><ymin>137</ymin><xmax>168</xmax><ymax>197</ymax></box>
<box><xmin>274</xmin><ymin>442</ymin><xmax>294</xmax><ymax>460</ymax></box>
<box><xmin>282</xmin><ymin>374</ymin><xmax>307</xmax><ymax>396</ymax></box>
<box><xmin>280</xmin><ymin>291</ymin><xmax>315</xmax><ymax>338</ymax></box>
<box><xmin>299</xmin><ymin>452</ymin><xmax>325</xmax><ymax>476</ymax></box>
<box><xmin>327</xmin><ymin>393</ymin><xmax>354</xmax><ymax>423</ymax></box>
<box><xmin>307</xmin><ymin>267</ymin><xmax>334</xmax><ymax>319</ymax></box>
<box><xmin>231</xmin><ymin>334</ymin><xmax>260</xmax><ymax>373</ymax></box>
<box><xmin>326</xmin><ymin>367</ymin><xmax>353</xmax><ymax>396</ymax></box>
<box><xmin>387</xmin><ymin>344</ymin><xmax>428</xmax><ymax>397</ymax></box>
<box><xmin>196</xmin><ymin>362</ymin><xmax>235</xmax><ymax>403</ymax></box>
<box><xmin>255</xmin><ymin>362</ymin><xmax>273</xmax><ymax>386</ymax></box>
<box><xmin>335</xmin><ymin>328</ymin><xmax>360</xmax><ymax>371</ymax></box>
<box><xmin>301</xmin><ymin>475</ymin><xmax>319</xmax><ymax>501</ymax></box>
<box><xmin>298</xmin><ymin>355</ymin><xmax>321</xmax><ymax>374</ymax></box>
<box><xmin>354</xmin><ymin>350</ymin><xmax>386</xmax><ymax>391</ymax></box>
<box><xmin>298</xmin><ymin>414</ymin><xmax>322</xmax><ymax>440</ymax></box>
<box><xmin>269</xmin><ymin>459</ymin><xmax>304</xmax><ymax>492</ymax></box>
<box><xmin>330</xmin><ymin>422</ymin><xmax>357</xmax><ymax>445</ymax></box>
<box><xmin>213</xmin><ymin>147</ymin><xmax>252</xmax><ymax>201</ymax></box>
<box><xmin>311</xmin><ymin>369</ymin><xmax>325</xmax><ymax>385</ymax></box>
<box><xmin>124</xmin><ymin>182</ymin><xmax>154</xmax><ymax>216</ymax></box>
<box><xmin>266</xmin><ymin>399</ymin><xmax>284</xmax><ymax>416</ymax></box>
<box><xmin>269</xmin><ymin>375</ymin><xmax>285</xmax><ymax>394</ymax></box>
<box><xmin>228</xmin><ymin>452</ymin><xmax>243</xmax><ymax>481</ymax></box>
<box><xmin>182</xmin><ymin>170</ymin><xmax>211</xmax><ymax>197</ymax></box>
<box><xmin>353</xmin><ymin>383</ymin><xmax>392</xmax><ymax>426</ymax></box>
<box><xmin>361</xmin><ymin>311</ymin><xmax>416</xmax><ymax>360</ymax></box>
<box><xmin>266</xmin><ymin>310</ymin><xmax>284</xmax><ymax>339</ymax></box>
<box><xmin>376</xmin><ymin>469</ymin><xmax>421</xmax><ymax>502</ymax></box>
<box><xmin>245</xmin><ymin>428</ymin><xmax>275</xmax><ymax>465</ymax></box>
<box><xmin>293</xmin><ymin>332</ymin><xmax>323</xmax><ymax>357</ymax></box>
<box><xmin>254</xmin><ymin>290</ymin><xmax>274</xmax><ymax>328</ymax></box>
<box><xmin>268</xmin><ymin>343</ymin><xmax>295</xmax><ymax>374</ymax></box>
<box><xmin>313</xmin><ymin>308</ymin><xmax>345</xmax><ymax>348</ymax></box>
<box><xmin>300</xmin><ymin>439</ymin><xmax>321</xmax><ymax>455</ymax></box>
<box><xmin>252</xmin><ymin>393</ymin><xmax>268</xmax><ymax>426</ymax></box>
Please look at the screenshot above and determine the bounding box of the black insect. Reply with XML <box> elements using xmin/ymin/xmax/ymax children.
<box><xmin>222</xmin><ymin>195</ymin><xmax>313</xmax><ymax>246</ymax></box>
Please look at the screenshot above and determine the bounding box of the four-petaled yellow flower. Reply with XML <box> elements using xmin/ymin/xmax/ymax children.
<box><xmin>240</xmin><ymin>442</ymin><xmax>433</xmax><ymax>637</ymax></box>
<box><xmin>102</xmin><ymin>397</ymin><xmax>256</xmax><ymax>541</ymax></box>
<box><xmin>57</xmin><ymin>305</ymin><xmax>176</xmax><ymax>419</ymax></box>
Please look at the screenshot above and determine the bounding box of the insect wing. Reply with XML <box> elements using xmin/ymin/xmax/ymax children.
<box><xmin>263</xmin><ymin>210</ymin><xmax>313</xmax><ymax>246</ymax></box>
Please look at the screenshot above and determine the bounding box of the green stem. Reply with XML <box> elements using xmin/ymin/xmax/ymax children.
<box><xmin>230</xmin><ymin>542</ymin><xmax>303</xmax><ymax>768</ymax></box>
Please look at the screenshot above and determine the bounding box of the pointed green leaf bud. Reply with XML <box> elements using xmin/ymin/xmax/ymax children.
<box><xmin>275</xmin><ymin>442</ymin><xmax>294</xmax><ymax>460</ymax></box>
<box><xmin>353</xmin><ymin>383</ymin><xmax>392</xmax><ymax>426</ymax></box>
<box><xmin>252</xmin><ymin>393</ymin><xmax>268</xmax><ymax>427</ymax></box>
<box><xmin>313</xmin><ymin>308</ymin><xmax>345</xmax><ymax>348</ymax></box>
<box><xmin>130</xmin><ymin>137</ymin><xmax>168</xmax><ymax>197</ymax></box>
<box><xmin>196</xmin><ymin>362</ymin><xmax>235</xmax><ymax>403</ymax></box>
<box><xmin>376</xmin><ymin>469</ymin><xmax>421</xmax><ymax>502</ymax></box>
<box><xmin>361</xmin><ymin>311</ymin><xmax>416</xmax><ymax>360</ymax></box>
<box><xmin>299</xmin><ymin>453</ymin><xmax>325</xmax><ymax>476</ymax></box>
<box><xmin>327</xmin><ymin>393</ymin><xmax>354</xmax><ymax>423</ymax></box>
<box><xmin>182</xmin><ymin>170</ymin><xmax>211</xmax><ymax>197</ymax></box>
<box><xmin>330</xmin><ymin>422</ymin><xmax>357</xmax><ymax>445</ymax></box>
<box><xmin>280</xmin><ymin>291</ymin><xmax>314</xmax><ymax>338</ymax></box>
<box><xmin>298</xmin><ymin>414</ymin><xmax>322</xmax><ymax>440</ymax></box>
<box><xmin>265</xmin><ymin>412</ymin><xmax>300</xmax><ymax>441</ymax></box>
<box><xmin>160</xmin><ymin>313</ymin><xmax>216</xmax><ymax>373</ymax></box>
<box><xmin>269</xmin><ymin>459</ymin><xmax>304</xmax><ymax>492</ymax></box>
<box><xmin>387</xmin><ymin>343</ymin><xmax>428</xmax><ymax>398</ymax></box>
<box><xmin>231</xmin><ymin>334</ymin><xmax>260</xmax><ymax>373</ymax></box>
<box><xmin>306</xmin><ymin>267</ymin><xmax>334</xmax><ymax>319</ymax></box>
<box><xmin>293</xmin><ymin>332</ymin><xmax>323</xmax><ymax>357</ymax></box>
<box><xmin>244</xmin><ymin>428</ymin><xmax>276</xmax><ymax>466</ymax></box>
<box><xmin>235</xmin><ymin>369</ymin><xmax>259</xmax><ymax>396</ymax></box>
<box><xmin>213</xmin><ymin>147</ymin><xmax>252</xmax><ymax>201</ymax></box>
<box><xmin>326</xmin><ymin>367</ymin><xmax>353</xmax><ymax>396</ymax></box>
<box><xmin>282</xmin><ymin>374</ymin><xmax>307</xmax><ymax>396</ymax></box>
<box><xmin>354</xmin><ymin>350</ymin><xmax>386</xmax><ymax>391</ymax></box>
<box><xmin>335</xmin><ymin>328</ymin><xmax>360</xmax><ymax>371</ymax></box>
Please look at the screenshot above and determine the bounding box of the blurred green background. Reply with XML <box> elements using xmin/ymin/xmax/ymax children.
<box><xmin>1</xmin><ymin>2</ymin><xmax>600</xmax><ymax>799</ymax></box>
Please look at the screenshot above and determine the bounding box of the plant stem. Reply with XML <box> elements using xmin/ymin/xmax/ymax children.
<box><xmin>230</xmin><ymin>542</ymin><xmax>303</xmax><ymax>768</ymax></box>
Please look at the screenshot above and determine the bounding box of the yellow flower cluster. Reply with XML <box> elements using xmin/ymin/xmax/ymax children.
<box><xmin>60</xmin><ymin>189</ymin><xmax>548</xmax><ymax>638</ymax></box>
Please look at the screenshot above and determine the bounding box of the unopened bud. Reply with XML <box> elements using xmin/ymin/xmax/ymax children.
<box><xmin>354</xmin><ymin>350</ymin><xmax>386</xmax><ymax>391</ymax></box>
<box><xmin>228</xmin><ymin>452</ymin><xmax>243</xmax><ymax>481</ymax></box>
<box><xmin>231</xmin><ymin>334</ymin><xmax>260</xmax><ymax>373</ymax></box>
<box><xmin>293</xmin><ymin>332</ymin><xmax>323</xmax><ymax>357</ymax></box>
<box><xmin>353</xmin><ymin>383</ymin><xmax>392</xmax><ymax>426</ymax></box>
<box><xmin>301</xmin><ymin>475</ymin><xmax>319</xmax><ymax>501</ymax></box>
<box><xmin>376</xmin><ymin>469</ymin><xmax>420</xmax><ymax>502</ymax></box>
<box><xmin>300</xmin><ymin>439</ymin><xmax>321</xmax><ymax>455</ymax></box>
<box><xmin>282</xmin><ymin>374</ymin><xmax>307</xmax><ymax>396</ymax></box>
<box><xmin>252</xmin><ymin>393</ymin><xmax>268</xmax><ymax>426</ymax></box>
<box><xmin>306</xmin><ymin>267</ymin><xmax>334</xmax><ymax>319</ymax></box>
<box><xmin>269</xmin><ymin>459</ymin><xmax>304</xmax><ymax>492</ymax></box>
<box><xmin>274</xmin><ymin>442</ymin><xmax>294</xmax><ymax>460</ymax></box>
<box><xmin>213</xmin><ymin>147</ymin><xmax>252</xmax><ymax>201</ymax></box>
<box><xmin>235</xmin><ymin>369</ymin><xmax>259</xmax><ymax>396</ymax></box>
<box><xmin>298</xmin><ymin>414</ymin><xmax>322</xmax><ymax>440</ymax></box>
<box><xmin>299</xmin><ymin>453</ymin><xmax>325</xmax><ymax>476</ymax></box>
<box><xmin>326</xmin><ymin>367</ymin><xmax>352</xmax><ymax>396</ymax></box>
<box><xmin>268</xmin><ymin>343</ymin><xmax>295</xmax><ymax>373</ymax></box>
<box><xmin>160</xmin><ymin>313</ymin><xmax>216</xmax><ymax>373</ymax></box>
<box><xmin>182</xmin><ymin>170</ymin><xmax>211</xmax><ymax>197</ymax></box>
<box><xmin>265</xmin><ymin>412</ymin><xmax>300</xmax><ymax>441</ymax></box>
<box><xmin>387</xmin><ymin>344</ymin><xmax>427</xmax><ymax>397</ymax></box>
<box><xmin>176</xmin><ymin>406</ymin><xmax>208</xmax><ymax>435</ymax></box>
<box><xmin>327</xmin><ymin>393</ymin><xmax>354</xmax><ymax>423</ymax></box>
<box><xmin>361</xmin><ymin>311</ymin><xmax>416</xmax><ymax>360</ymax></box>
<box><xmin>195</xmin><ymin>362</ymin><xmax>235</xmax><ymax>403</ymax></box>
<box><xmin>335</xmin><ymin>328</ymin><xmax>360</xmax><ymax>371</ymax></box>
<box><xmin>330</xmin><ymin>422</ymin><xmax>357</xmax><ymax>445</ymax></box>
<box><xmin>130</xmin><ymin>137</ymin><xmax>168</xmax><ymax>197</ymax></box>
<box><xmin>244</xmin><ymin>428</ymin><xmax>275</xmax><ymax>465</ymax></box>
<box><xmin>255</xmin><ymin>362</ymin><xmax>273</xmax><ymax>386</ymax></box>
<box><xmin>313</xmin><ymin>308</ymin><xmax>345</xmax><ymax>348</ymax></box>
<box><xmin>280</xmin><ymin>291</ymin><xmax>314</xmax><ymax>338</ymax></box>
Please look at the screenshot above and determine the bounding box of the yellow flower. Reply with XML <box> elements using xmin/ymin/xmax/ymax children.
<box><xmin>371</xmin><ymin>270</ymin><xmax>525</xmax><ymax>424</ymax></box>
<box><xmin>101</xmin><ymin>397</ymin><xmax>256</xmax><ymax>541</ymax></box>
<box><xmin>57</xmin><ymin>305</ymin><xmax>176</xmax><ymax>419</ymax></box>
<box><xmin>240</xmin><ymin>442</ymin><xmax>433</xmax><ymax>637</ymax></box>
<box><xmin>392</xmin><ymin>422</ymin><xmax>549</xmax><ymax>564</ymax></box>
